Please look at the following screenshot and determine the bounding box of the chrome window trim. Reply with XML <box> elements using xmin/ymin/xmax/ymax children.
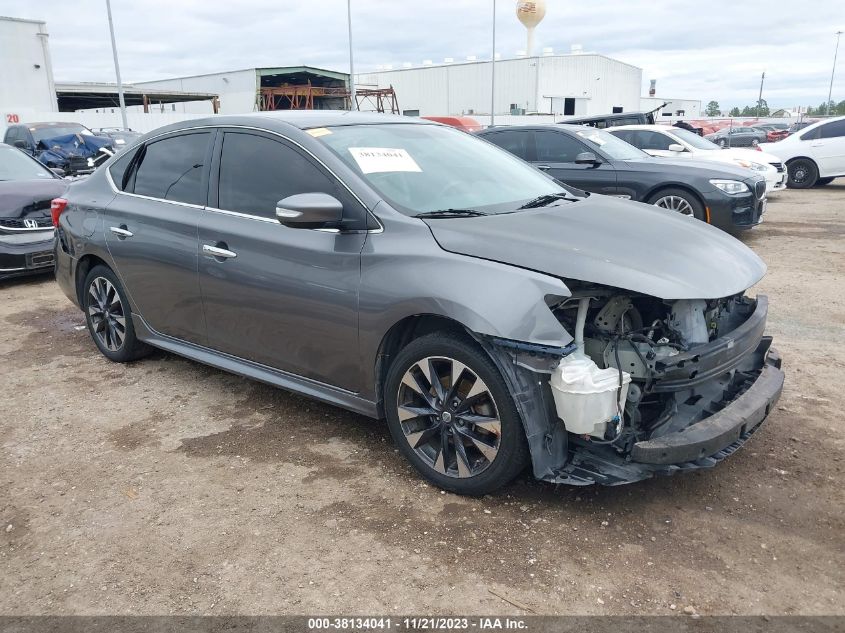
<box><xmin>104</xmin><ymin>124</ymin><xmax>385</xmax><ymax>233</ymax></box>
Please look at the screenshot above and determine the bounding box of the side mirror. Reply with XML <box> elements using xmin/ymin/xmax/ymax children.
<box><xmin>574</xmin><ymin>151</ymin><xmax>601</xmax><ymax>165</ymax></box>
<box><xmin>668</xmin><ymin>143</ymin><xmax>686</xmax><ymax>153</ymax></box>
<box><xmin>276</xmin><ymin>193</ymin><xmax>343</xmax><ymax>228</ymax></box>
<box><xmin>13</xmin><ymin>140</ymin><xmax>30</xmax><ymax>150</ymax></box>
<box><xmin>50</xmin><ymin>167</ymin><xmax>66</xmax><ymax>177</ymax></box>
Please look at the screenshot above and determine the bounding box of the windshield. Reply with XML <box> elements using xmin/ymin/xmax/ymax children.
<box><xmin>315</xmin><ymin>123</ymin><xmax>572</xmax><ymax>215</ymax></box>
<box><xmin>0</xmin><ymin>145</ymin><xmax>56</xmax><ymax>181</ymax></box>
<box><xmin>671</xmin><ymin>128</ymin><xmax>721</xmax><ymax>150</ymax></box>
<box><xmin>31</xmin><ymin>125</ymin><xmax>93</xmax><ymax>144</ymax></box>
<box><xmin>574</xmin><ymin>128</ymin><xmax>648</xmax><ymax>160</ymax></box>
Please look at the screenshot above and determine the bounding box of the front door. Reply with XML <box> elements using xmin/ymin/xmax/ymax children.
<box><xmin>808</xmin><ymin>119</ymin><xmax>845</xmax><ymax>175</ymax></box>
<box><xmin>532</xmin><ymin>130</ymin><xmax>618</xmax><ymax>195</ymax></box>
<box><xmin>104</xmin><ymin>130</ymin><xmax>212</xmax><ymax>345</ymax></box>
<box><xmin>198</xmin><ymin>130</ymin><xmax>367</xmax><ymax>392</ymax></box>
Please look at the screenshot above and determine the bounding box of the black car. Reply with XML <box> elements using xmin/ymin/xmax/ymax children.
<box><xmin>0</xmin><ymin>144</ymin><xmax>66</xmax><ymax>280</ymax></box>
<box><xmin>3</xmin><ymin>121</ymin><xmax>114</xmax><ymax>176</ymax></box>
<box><xmin>478</xmin><ymin>125</ymin><xmax>767</xmax><ymax>233</ymax></box>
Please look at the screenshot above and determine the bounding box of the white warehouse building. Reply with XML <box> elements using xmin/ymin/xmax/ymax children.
<box><xmin>356</xmin><ymin>53</ymin><xmax>642</xmax><ymax>118</ymax></box>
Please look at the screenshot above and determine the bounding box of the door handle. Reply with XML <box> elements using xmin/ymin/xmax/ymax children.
<box><xmin>536</xmin><ymin>164</ymin><xmax>551</xmax><ymax>171</ymax></box>
<box><xmin>109</xmin><ymin>225</ymin><xmax>133</xmax><ymax>238</ymax></box>
<box><xmin>203</xmin><ymin>244</ymin><xmax>237</xmax><ymax>259</ymax></box>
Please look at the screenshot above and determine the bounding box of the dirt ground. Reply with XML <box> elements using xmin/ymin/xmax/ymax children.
<box><xmin>1</xmin><ymin>181</ymin><xmax>843</xmax><ymax>617</ymax></box>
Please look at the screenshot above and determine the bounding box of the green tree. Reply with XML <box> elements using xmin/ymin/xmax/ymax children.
<box><xmin>705</xmin><ymin>100</ymin><xmax>721</xmax><ymax>116</ymax></box>
<box><xmin>729</xmin><ymin>106</ymin><xmax>741</xmax><ymax>117</ymax></box>
<box><xmin>755</xmin><ymin>99</ymin><xmax>770</xmax><ymax>116</ymax></box>
<box><xmin>837</xmin><ymin>100</ymin><xmax>845</xmax><ymax>115</ymax></box>
<box><xmin>740</xmin><ymin>105</ymin><xmax>754</xmax><ymax>117</ymax></box>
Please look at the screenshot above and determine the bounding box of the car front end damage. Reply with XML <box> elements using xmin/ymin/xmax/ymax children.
<box><xmin>477</xmin><ymin>285</ymin><xmax>784</xmax><ymax>485</ymax></box>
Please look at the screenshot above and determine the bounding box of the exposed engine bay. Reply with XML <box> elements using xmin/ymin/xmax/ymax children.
<box><xmin>482</xmin><ymin>283</ymin><xmax>783</xmax><ymax>485</ymax></box>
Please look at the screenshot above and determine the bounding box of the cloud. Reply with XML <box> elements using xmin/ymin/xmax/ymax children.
<box><xmin>4</xmin><ymin>0</ymin><xmax>843</xmax><ymax>108</ymax></box>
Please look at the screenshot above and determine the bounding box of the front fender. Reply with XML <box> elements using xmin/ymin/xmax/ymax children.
<box><xmin>358</xmin><ymin>221</ymin><xmax>574</xmax><ymax>401</ymax></box>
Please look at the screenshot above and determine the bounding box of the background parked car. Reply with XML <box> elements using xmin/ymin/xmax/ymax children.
<box><xmin>607</xmin><ymin>124</ymin><xmax>786</xmax><ymax>194</ymax></box>
<box><xmin>753</xmin><ymin>124</ymin><xmax>790</xmax><ymax>142</ymax></box>
<box><xmin>2</xmin><ymin>121</ymin><xmax>114</xmax><ymax>176</ymax></box>
<box><xmin>787</xmin><ymin>121</ymin><xmax>816</xmax><ymax>135</ymax></box>
<box><xmin>479</xmin><ymin>124</ymin><xmax>768</xmax><ymax>232</ymax></box>
<box><xmin>0</xmin><ymin>143</ymin><xmax>65</xmax><ymax>280</ymax></box>
<box><xmin>95</xmin><ymin>127</ymin><xmax>143</xmax><ymax>147</ymax></box>
<box><xmin>705</xmin><ymin>126</ymin><xmax>768</xmax><ymax>147</ymax></box>
<box><xmin>760</xmin><ymin>115</ymin><xmax>845</xmax><ymax>188</ymax></box>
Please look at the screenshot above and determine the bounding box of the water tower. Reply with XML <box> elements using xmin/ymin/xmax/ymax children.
<box><xmin>516</xmin><ymin>0</ymin><xmax>547</xmax><ymax>57</ymax></box>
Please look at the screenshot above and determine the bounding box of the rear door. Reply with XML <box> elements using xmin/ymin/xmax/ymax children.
<box><xmin>532</xmin><ymin>129</ymin><xmax>618</xmax><ymax>194</ymax></box>
<box><xmin>806</xmin><ymin>120</ymin><xmax>845</xmax><ymax>176</ymax></box>
<box><xmin>198</xmin><ymin>129</ymin><xmax>367</xmax><ymax>391</ymax></box>
<box><xmin>104</xmin><ymin>130</ymin><xmax>212</xmax><ymax>345</ymax></box>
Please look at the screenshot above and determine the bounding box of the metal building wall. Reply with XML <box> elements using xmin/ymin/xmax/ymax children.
<box><xmin>0</xmin><ymin>17</ymin><xmax>58</xmax><ymax>116</ymax></box>
<box><xmin>135</xmin><ymin>69</ymin><xmax>258</xmax><ymax>114</ymax></box>
<box><xmin>357</xmin><ymin>54</ymin><xmax>641</xmax><ymax>118</ymax></box>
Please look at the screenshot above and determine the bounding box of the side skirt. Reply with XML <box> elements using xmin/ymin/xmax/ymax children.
<box><xmin>132</xmin><ymin>314</ymin><xmax>379</xmax><ymax>419</ymax></box>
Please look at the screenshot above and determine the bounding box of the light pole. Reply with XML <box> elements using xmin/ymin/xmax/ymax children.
<box><xmin>826</xmin><ymin>31</ymin><xmax>843</xmax><ymax>115</ymax></box>
<box><xmin>756</xmin><ymin>71</ymin><xmax>765</xmax><ymax>118</ymax></box>
<box><xmin>105</xmin><ymin>0</ymin><xmax>128</xmax><ymax>129</ymax></box>
<box><xmin>490</xmin><ymin>0</ymin><xmax>496</xmax><ymax>126</ymax></box>
<box><xmin>347</xmin><ymin>0</ymin><xmax>357</xmax><ymax>111</ymax></box>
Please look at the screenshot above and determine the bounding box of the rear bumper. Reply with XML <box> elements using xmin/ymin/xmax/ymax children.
<box><xmin>631</xmin><ymin>344</ymin><xmax>783</xmax><ymax>464</ymax></box>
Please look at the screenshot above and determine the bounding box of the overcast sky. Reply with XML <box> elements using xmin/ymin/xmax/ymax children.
<box><xmin>3</xmin><ymin>0</ymin><xmax>843</xmax><ymax>109</ymax></box>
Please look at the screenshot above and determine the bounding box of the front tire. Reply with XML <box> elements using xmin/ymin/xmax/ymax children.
<box><xmin>647</xmin><ymin>188</ymin><xmax>705</xmax><ymax>221</ymax></box>
<box><xmin>82</xmin><ymin>265</ymin><xmax>151</xmax><ymax>362</ymax></box>
<box><xmin>786</xmin><ymin>158</ymin><xmax>818</xmax><ymax>188</ymax></box>
<box><xmin>384</xmin><ymin>332</ymin><xmax>529</xmax><ymax>495</ymax></box>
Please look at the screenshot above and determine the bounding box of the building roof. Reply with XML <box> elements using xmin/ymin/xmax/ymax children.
<box><xmin>54</xmin><ymin>81</ymin><xmax>218</xmax><ymax>112</ymax></box>
<box><xmin>134</xmin><ymin>65</ymin><xmax>349</xmax><ymax>84</ymax></box>
<box><xmin>0</xmin><ymin>15</ymin><xmax>46</xmax><ymax>25</ymax></box>
<box><xmin>357</xmin><ymin>53</ymin><xmax>642</xmax><ymax>75</ymax></box>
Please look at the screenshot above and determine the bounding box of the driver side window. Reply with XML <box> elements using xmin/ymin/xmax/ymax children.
<box><xmin>534</xmin><ymin>131</ymin><xmax>588</xmax><ymax>163</ymax></box>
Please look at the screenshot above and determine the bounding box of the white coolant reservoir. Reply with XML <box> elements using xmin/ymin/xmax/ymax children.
<box><xmin>549</xmin><ymin>354</ymin><xmax>632</xmax><ymax>438</ymax></box>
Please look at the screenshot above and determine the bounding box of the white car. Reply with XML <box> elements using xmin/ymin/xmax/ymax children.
<box><xmin>607</xmin><ymin>124</ymin><xmax>787</xmax><ymax>195</ymax></box>
<box><xmin>759</xmin><ymin>116</ymin><xmax>845</xmax><ymax>188</ymax></box>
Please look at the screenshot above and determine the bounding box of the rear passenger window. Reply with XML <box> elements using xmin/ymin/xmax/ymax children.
<box><xmin>132</xmin><ymin>132</ymin><xmax>210</xmax><ymax>205</ymax></box>
<box><xmin>108</xmin><ymin>146</ymin><xmax>140</xmax><ymax>191</ymax></box>
<box><xmin>216</xmin><ymin>132</ymin><xmax>339</xmax><ymax>219</ymax></box>
<box><xmin>484</xmin><ymin>130</ymin><xmax>531</xmax><ymax>160</ymax></box>
<box><xmin>819</xmin><ymin>120</ymin><xmax>845</xmax><ymax>139</ymax></box>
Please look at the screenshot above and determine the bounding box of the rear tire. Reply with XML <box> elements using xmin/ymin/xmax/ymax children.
<box><xmin>786</xmin><ymin>158</ymin><xmax>818</xmax><ymax>189</ymax></box>
<box><xmin>815</xmin><ymin>177</ymin><xmax>835</xmax><ymax>186</ymax></box>
<box><xmin>384</xmin><ymin>332</ymin><xmax>529</xmax><ymax>495</ymax></box>
<box><xmin>647</xmin><ymin>188</ymin><xmax>705</xmax><ymax>221</ymax></box>
<box><xmin>82</xmin><ymin>265</ymin><xmax>151</xmax><ymax>363</ymax></box>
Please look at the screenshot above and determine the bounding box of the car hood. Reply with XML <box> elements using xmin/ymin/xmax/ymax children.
<box><xmin>716</xmin><ymin>148</ymin><xmax>781</xmax><ymax>164</ymax></box>
<box><xmin>0</xmin><ymin>179</ymin><xmax>67</xmax><ymax>219</ymax></box>
<box><xmin>621</xmin><ymin>156</ymin><xmax>757</xmax><ymax>181</ymax></box>
<box><xmin>424</xmin><ymin>195</ymin><xmax>766</xmax><ymax>300</ymax></box>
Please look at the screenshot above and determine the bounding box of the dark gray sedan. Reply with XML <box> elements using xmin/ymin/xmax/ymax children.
<box><xmin>479</xmin><ymin>125</ymin><xmax>767</xmax><ymax>232</ymax></box>
<box><xmin>705</xmin><ymin>126</ymin><xmax>768</xmax><ymax>147</ymax></box>
<box><xmin>53</xmin><ymin>112</ymin><xmax>783</xmax><ymax>494</ymax></box>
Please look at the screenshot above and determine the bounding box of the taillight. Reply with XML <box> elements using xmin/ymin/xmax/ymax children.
<box><xmin>51</xmin><ymin>198</ymin><xmax>68</xmax><ymax>227</ymax></box>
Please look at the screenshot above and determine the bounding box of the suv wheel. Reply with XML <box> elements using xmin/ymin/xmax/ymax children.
<box><xmin>384</xmin><ymin>333</ymin><xmax>529</xmax><ymax>495</ymax></box>
<box><xmin>82</xmin><ymin>265</ymin><xmax>151</xmax><ymax>362</ymax></box>
<box><xmin>787</xmin><ymin>158</ymin><xmax>818</xmax><ymax>188</ymax></box>
<box><xmin>647</xmin><ymin>188</ymin><xmax>705</xmax><ymax>221</ymax></box>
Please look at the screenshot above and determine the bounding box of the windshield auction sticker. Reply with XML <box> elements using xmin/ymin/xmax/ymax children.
<box><xmin>348</xmin><ymin>147</ymin><xmax>422</xmax><ymax>174</ymax></box>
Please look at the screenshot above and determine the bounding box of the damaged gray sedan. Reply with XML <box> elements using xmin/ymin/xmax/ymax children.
<box><xmin>53</xmin><ymin>112</ymin><xmax>784</xmax><ymax>495</ymax></box>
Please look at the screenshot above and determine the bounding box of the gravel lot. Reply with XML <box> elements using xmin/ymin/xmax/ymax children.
<box><xmin>1</xmin><ymin>181</ymin><xmax>843</xmax><ymax>616</ymax></box>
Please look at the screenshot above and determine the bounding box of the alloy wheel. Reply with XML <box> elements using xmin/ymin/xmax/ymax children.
<box><xmin>653</xmin><ymin>195</ymin><xmax>694</xmax><ymax>215</ymax></box>
<box><xmin>87</xmin><ymin>276</ymin><xmax>126</xmax><ymax>352</ymax></box>
<box><xmin>396</xmin><ymin>356</ymin><xmax>501</xmax><ymax>478</ymax></box>
<box><xmin>792</xmin><ymin>165</ymin><xmax>808</xmax><ymax>184</ymax></box>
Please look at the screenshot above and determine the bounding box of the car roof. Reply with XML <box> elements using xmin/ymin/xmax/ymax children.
<box><xmin>175</xmin><ymin>110</ymin><xmax>434</xmax><ymax>131</ymax></box>
<box><xmin>605</xmin><ymin>124</ymin><xmax>677</xmax><ymax>132</ymax></box>
<box><xmin>23</xmin><ymin>122</ymin><xmax>89</xmax><ymax>128</ymax></box>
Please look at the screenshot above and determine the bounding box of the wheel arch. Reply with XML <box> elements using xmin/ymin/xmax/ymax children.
<box><xmin>75</xmin><ymin>254</ymin><xmax>112</xmax><ymax>306</ymax></box>
<box><xmin>785</xmin><ymin>155</ymin><xmax>818</xmax><ymax>168</ymax></box>
<box><xmin>374</xmin><ymin>313</ymin><xmax>475</xmax><ymax>418</ymax></box>
<box><xmin>643</xmin><ymin>184</ymin><xmax>707</xmax><ymax>216</ymax></box>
